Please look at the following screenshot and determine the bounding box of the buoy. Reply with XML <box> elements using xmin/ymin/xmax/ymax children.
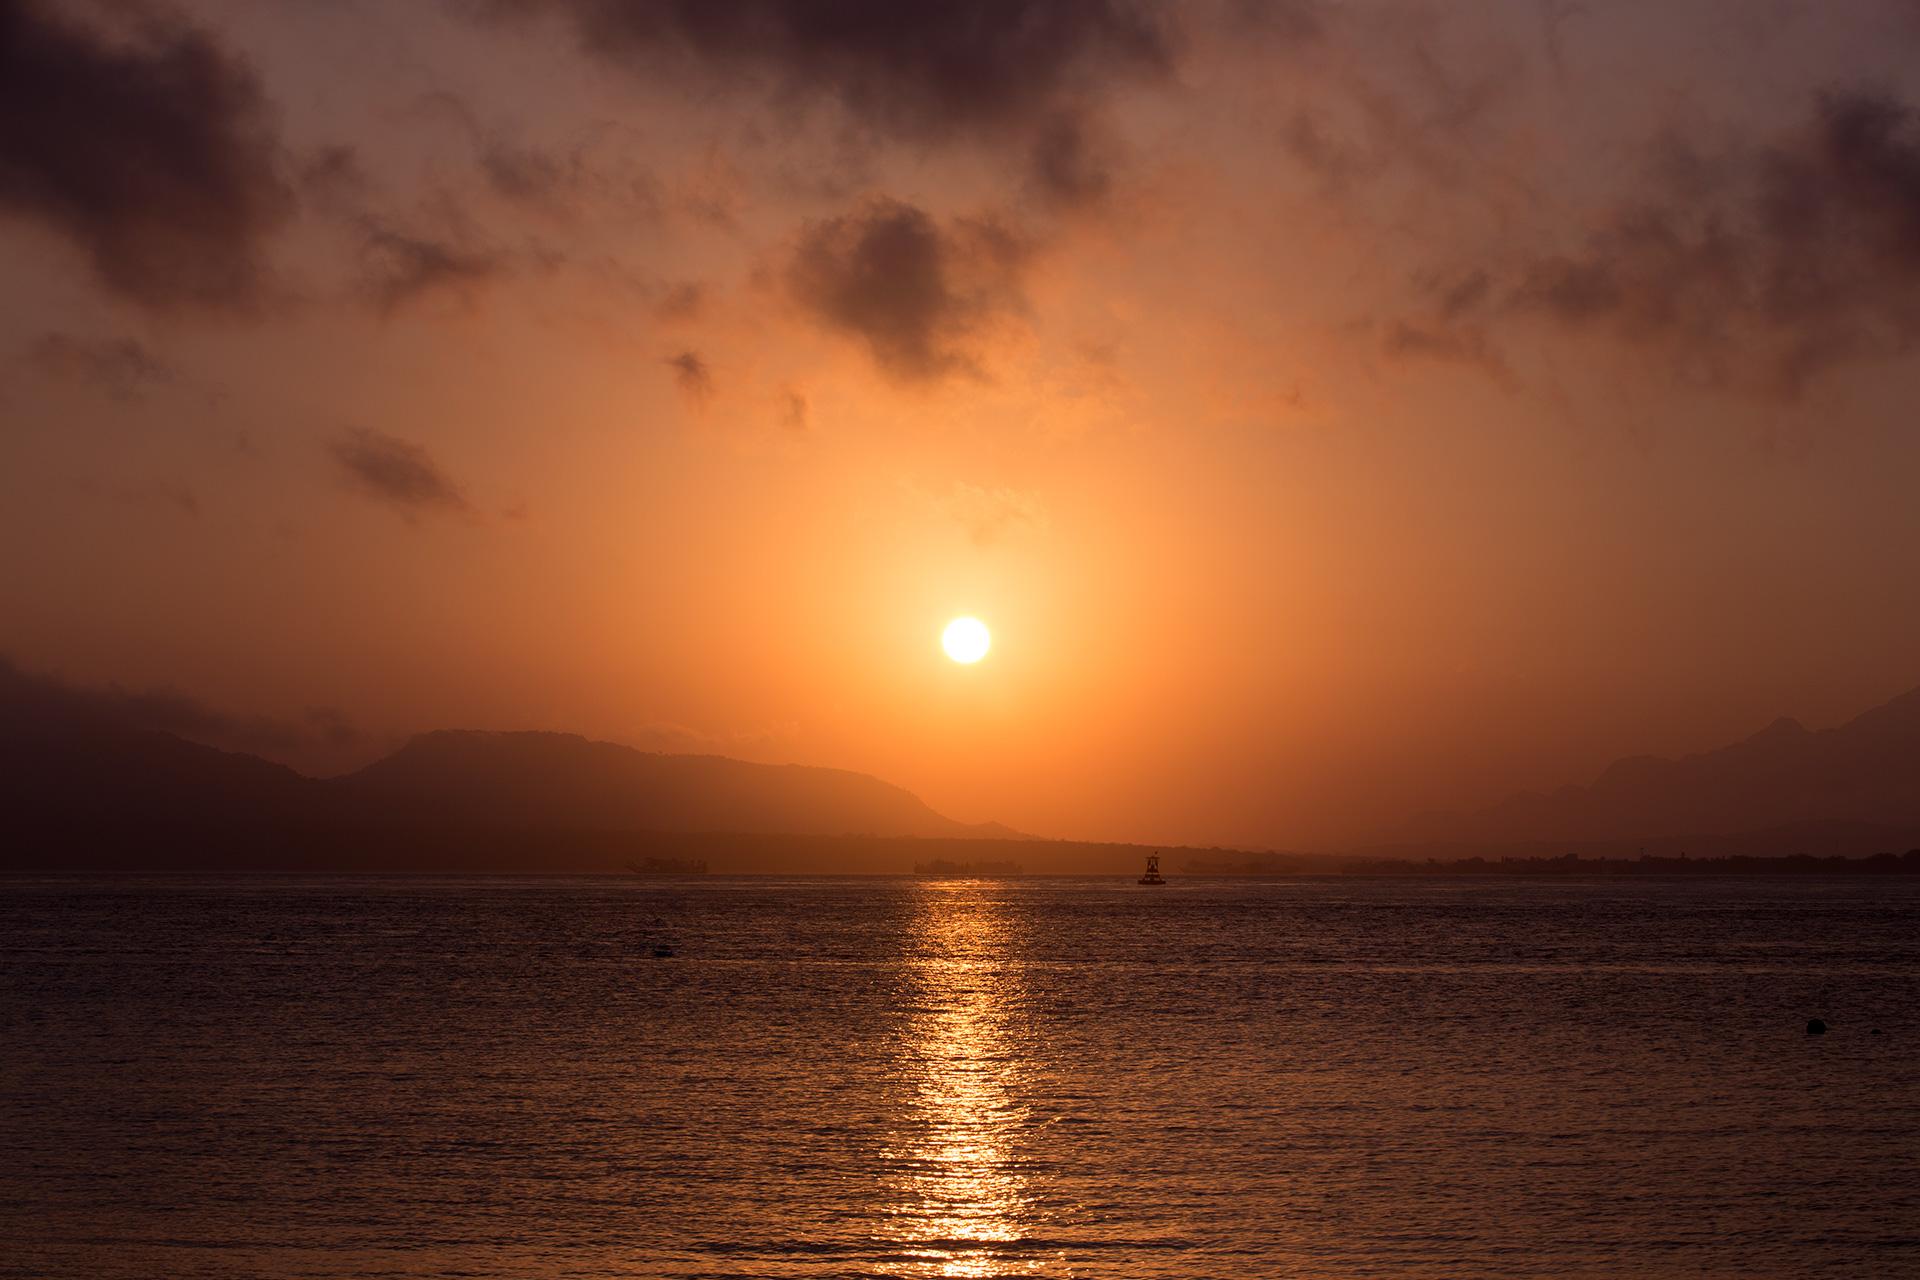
<box><xmin>1806</xmin><ymin>1018</ymin><xmax>1827</xmax><ymax>1035</ymax></box>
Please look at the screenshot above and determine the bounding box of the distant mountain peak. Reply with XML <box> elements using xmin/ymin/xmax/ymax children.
<box><xmin>1751</xmin><ymin>715</ymin><xmax>1809</xmax><ymax>740</ymax></box>
<box><xmin>1399</xmin><ymin>682</ymin><xmax>1920</xmax><ymax>852</ymax></box>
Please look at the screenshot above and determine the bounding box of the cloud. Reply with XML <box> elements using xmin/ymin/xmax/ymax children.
<box><xmin>479</xmin><ymin>138</ymin><xmax>577</xmax><ymax>207</ymax></box>
<box><xmin>329</xmin><ymin>427</ymin><xmax>474</xmax><ymax>519</ymax></box>
<box><xmin>1381</xmin><ymin>318</ymin><xmax>1508</xmax><ymax>377</ymax></box>
<box><xmin>787</xmin><ymin>197</ymin><xmax>1032</xmax><ymax>382</ymax></box>
<box><xmin>298</xmin><ymin>144</ymin><xmax>369</xmax><ymax>212</ymax></box>
<box><xmin>0</xmin><ymin>654</ymin><xmax>368</xmax><ymax>775</ymax></box>
<box><xmin>0</xmin><ymin>0</ymin><xmax>293</xmax><ymax>310</ymax></box>
<box><xmin>655</xmin><ymin>280</ymin><xmax>705</xmax><ymax>322</ymax></box>
<box><xmin>487</xmin><ymin>0</ymin><xmax>1174</xmax><ymax>142</ymax></box>
<box><xmin>1404</xmin><ymin>88</ymin><xmax>1920</xmax><ymax>399</ymax></box>
<box><xmin>1231</xmin><ymin>0</ymin><xmax>1324</xmax><ymax>42</ymax></box>
<box><xmin>399</xmin><ymin>87</ymin><xmax>666</xmax><ymax>227</ymax></box>
<box><xmin>358</xmin><ymin>222</ymin><xmax>503</xmax><ymax>313</ymax></box>
<box><xmin>26</xmin><ymin>332</ymin><xmax>177</xmax><ymax>401</ymax></box>
<box><xmin>293</xmin><ymin>121</ymin><xmax>511</xmax><ymax>313</ymax></box>
<box><xmin>942</xmin><ymin>480</ymin><xmax>1046</xmax><ymax>547</ymax></box>
<box><xmin>1280</xmin><ymin>108</ymin><xmax>1371</xmax><ymax>189</ymax></box>
<box><xmin>1377</xmin><ymin>269</ymin><xmax>1513</xmax><ymax>383</ymax></box>
<box><xmin>471</xmin><ymin>1</ymin><xmax>1180</xmax><ymax>203</ymax></box>
<box><xmin>780</xmin><ymin>387</ymin><xmax>809</xmax><ymax>431</ymax></box>
<box><xmin>1027</xmin><ymin>112</ymin><xmax>1115</xmax><ymax>209</ymax></box>
<box><xmin>1524</xmin><ymin>91</ymin><xmax>1920</xmax><ymax>395</ymax></box>
<box><xmin>666</xmin><ymin>349</ymin><xmax>714</xmax><ymax>404</ymax></box>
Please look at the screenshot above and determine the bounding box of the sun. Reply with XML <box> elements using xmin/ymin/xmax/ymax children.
<box><xmin>941</xmin><ymin>616</ymin><xmax>991</xmax><ymax>664</ymax></box>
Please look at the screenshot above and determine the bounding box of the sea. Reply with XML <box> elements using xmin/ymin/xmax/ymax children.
<box><xmin>2</xmin><ymin>875</ymin><xmax>1916</xmax><ymax>1278</ymax></box>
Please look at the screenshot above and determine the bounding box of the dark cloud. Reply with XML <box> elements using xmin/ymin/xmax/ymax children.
<box><xmin>1028</xmin><ymin>112</ymin><xmax>1114</xmax><ymax>209</ymax></box>
<box><xmin>1377</xmin><ymin>269</ymin><xmax>1512</xmax><ymax>381</ymax></box>
<box><xmin>1229</xmin><ymin>0</ymin><xmax>1324</xmax><ymax>42</ymax></box>
<box><xmin>1394</xmin><ymin>89</ymin><xmax>1920</xmax><ymax>398</ymax></box>
<box><xmin>26</xmin><ymin>332</ymin><xmax>176</xmax><ymax>401</ymax></box>
<box><xmin>406</xmin><ymin>88</ymin><xmax>663</xmax><ymax>222</ymax></box>
<box><xmin>472</xmin><ymin>1</ymin><xmax>1179</xmax><ymax>203</ymax></box>
<box><xmin>1281</xmin><ymin>109</ymin><xmax>1373</xmax><ymax>189</ymax></box>
<box><xmin>787</xmin><ymin>197</ymin><xmax>1031</xmax><ymax>383</ymax></box>
<box><xmin>1537</xmin><ymin>0</ymin><xmax>1582</xmax><ymax>82</ymax></box>
<box><xmin>1519</xmin><ymin>90</ymin><xmax>1920</xmax><ymax>395</ymax></box>
<box><xmin>1437</xmin><ymin>269</ymin><xmax>1495</xmax><ymax>317</ymax></box>
<box><xmin>329</xmin><ymin>427</ymin><xmax>474</xmax><ymax>519</ymax></box>
<box><xmin>296</xmin><ymin>124</ymin><xmax>513</xmax><ymax>312</ymax></box>
<box><xmin>479</xmin><ymin>139</ymin><xmax>575</xmax><ymax>206</ymax></box>
<box><xmin>1380</xmin><ymin>318</ymin><xmax>1510</xmax><ymax>383</ymax></box>
<box><xmin>0</xmin><ymin>0</ymin><xmax>292</xmax><ymax>310</ymax></box>
<box><xmin>0</xmin><ymin>654</ymin><xmax>367</xmax><ymax>775</ymax></box>
<box><xmin>1276</xmin><ymin>18</ymin><xmax>1529</xmax><ymax>203</ymax></box>
<box><xmin>780</xmin><ymin>388</ymin><xmax>809</xmax><ymax>431</ymax></box>
<box><xmin>477</xmin><ymin>134</ymin><xmax>663</xmax><ymax>222</ymax></box>
<box><xmin>666</xmin><ymin>349</ymin><xmax>713</xmax><ymax>404</ymax></box>
<box><xmin>297</xmin><ymin>144</ymin><xmax>368</xmax><ymax>212</ymax></box>
<box><xmin>486</xmin><ymin>0</ymin><xmax>1174</xmax><ymax>142</ymax></box>
<box><xmin>655</xmin><ymin>280</ymin><xmax>705</xmax><ymax>322</ymax></box>
<box><xmin>358</xmin><ymin>222</ymin><xmax>502</xmax><ymax>313</ymax></box>
<box><xmin>467</xmin><ymin>125</ymin><xmax>584</xmax><ymax>214</ymax></box>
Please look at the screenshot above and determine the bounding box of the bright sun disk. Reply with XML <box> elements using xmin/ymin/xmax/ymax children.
<box><xmin>942</xmin><ymin>617</ymin><xmax>991</xmax><ymax>664</ymax></box>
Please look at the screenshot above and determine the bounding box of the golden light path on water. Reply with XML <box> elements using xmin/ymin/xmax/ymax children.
<box><xmin>882</xmin><ymin>882</ymin><xmax>1046</xmax><ymax>1278</ymax></box>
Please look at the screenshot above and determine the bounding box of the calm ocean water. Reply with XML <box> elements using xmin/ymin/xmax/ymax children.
<box><xmin>1</xmin><ymin>875</ymin><xmax>1916</xmax><ymax>1278</ymax></box>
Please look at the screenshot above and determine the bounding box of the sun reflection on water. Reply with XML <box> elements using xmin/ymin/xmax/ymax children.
<box><xmin>882</xmin><ymin>881</ymin><xmax>1046</xmax><ymax>1277</ymax></box>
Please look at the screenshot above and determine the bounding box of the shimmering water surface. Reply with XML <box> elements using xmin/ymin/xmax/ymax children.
<box><xmin>2</xmin><ymin>876</ymin><xmax>1917</xmax><ymax>1278</ymax></box>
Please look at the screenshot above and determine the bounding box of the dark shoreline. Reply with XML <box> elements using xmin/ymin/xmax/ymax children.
<box><xmin>9</xmin><ymin>821</ymin><xmax>1918</xmax><ymax>878</ymax></box>
<box><xmin>1331</xmin><ymin>851</ymin><xmax>1920</xmax><ymax>877</ymax></box>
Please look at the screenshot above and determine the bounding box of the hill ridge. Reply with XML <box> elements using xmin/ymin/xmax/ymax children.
<box><xmin>1398</xmin><ymin>683</ymin><xmax>1920</xmax><ymax>851</ymax></box>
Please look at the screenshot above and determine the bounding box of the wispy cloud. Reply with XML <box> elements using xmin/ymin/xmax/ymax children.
<box><xmin>940</xmin><ymin>480</ymin><xmax>1047</xmax><ymax>547</ymax></box>
<box><xmin>329</xmin><ymin>428</ymin><xmax>474</xmax><ymax>521</ymax></box>
<box><xmin>27</xmin><ymin>333</ymin><xmax>178</xmax><ymax>402</ymax></box>
<box><xmin>667</xmin><ymin>350</ymin><xmax>715</xmax><ymax>406</ymax></box>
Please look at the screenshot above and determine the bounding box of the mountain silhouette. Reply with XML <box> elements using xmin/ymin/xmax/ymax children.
<box><xmin>10</xmin><ymin>656</ymin><xmax>1917</xmax><ymax>870</ymax></box>
<box><xmin>3</xmin><ymin>721</ymin><xmax>323</xmax><ymax>827</ymax></box>
<box><xmin>0</xmin><ymin>660</ymin><xmax>1010</xmax><ymax>871</ymax></box>
<box><xmin>1396</xmin><ymin>684</ymin><xmax>1920</xmax><ymax>853</ymax></box>
<box><xmin>334</xmin><ymin>729</ymin><xmax>996</xmax><ymax>838</ymax></box>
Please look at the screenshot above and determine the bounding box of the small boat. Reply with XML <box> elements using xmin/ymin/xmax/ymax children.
<box><xmin>1137</xmin><ymin>853</ymin><xmax>1166</xmax><ymax>886</ymax></box>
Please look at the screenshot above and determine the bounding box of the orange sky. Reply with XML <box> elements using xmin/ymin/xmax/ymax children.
<box><xmin>5</xmin><ymin>0</ymin><xmax>1920</xmax><ymax>848</ymax></box>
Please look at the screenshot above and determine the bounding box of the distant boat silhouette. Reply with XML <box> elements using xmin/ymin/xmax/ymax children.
<box><xmin>1138</xmin><ymin>853</ymin><xmax>1166</xmax><ymax>886</ymax></box>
